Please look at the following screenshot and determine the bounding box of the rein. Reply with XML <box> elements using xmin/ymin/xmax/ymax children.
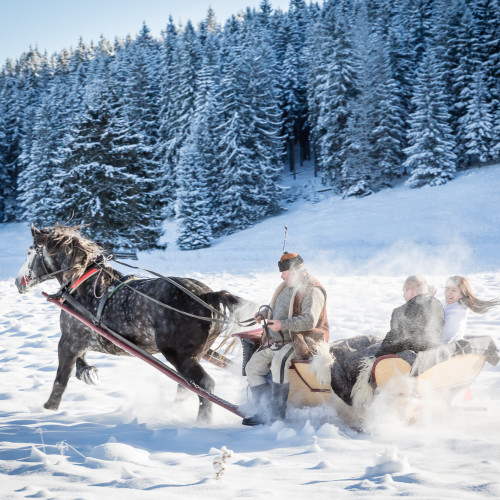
<box><xmin>101</xmin><ymin>257</ymin><xmax>256</xmax><ymax>328</ymax></box>
<box><xmin>42</xmin><ymin>250</ymin><xmax>255</xmax><ymax>328</ymax></box>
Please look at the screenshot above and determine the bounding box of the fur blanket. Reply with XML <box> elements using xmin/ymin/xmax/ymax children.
<box><xmin>327</xmin><ymin>335</ymin><xmax>382</xmax><ymax>406</ymax></box>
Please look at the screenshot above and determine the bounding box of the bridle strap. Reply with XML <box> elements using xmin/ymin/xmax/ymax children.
<box><xmin>24</xmin><ymin>246</ymin><xmax>68</xmax><ymax>288</ymax></box>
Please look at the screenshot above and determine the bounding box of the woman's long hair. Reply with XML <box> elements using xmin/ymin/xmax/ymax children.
<box><xmin>447</xmin><ymin>275</ymin><xmax>500</xmax><ymax>313</ymax></box>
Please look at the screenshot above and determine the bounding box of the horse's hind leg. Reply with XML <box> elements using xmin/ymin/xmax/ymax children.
<box><xmin>76</xmin><ymin>356</ymin><xmax>99</xmax><ymax>385</ymax></box>
<box><xmin>178</xmin><ymin>357</ymin><xmax>215</xmax><ymax>424</ymax></box>
<box><xmin>44</xmin><ymin>339</ymin><xmax>80</xmax><ymax>410</ymax></box>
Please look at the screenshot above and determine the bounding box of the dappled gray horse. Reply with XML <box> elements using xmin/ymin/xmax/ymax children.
<box><xmin>16</xmin><ymin>223</ymin><xmax>241</xmax><ymax>422</ymax></box>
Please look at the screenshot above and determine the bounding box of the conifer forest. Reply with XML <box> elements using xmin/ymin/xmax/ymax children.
<box><xmin>0</xmin><ymin>0</ymin><xmax>499</xmax><ymax>250</ymax></box>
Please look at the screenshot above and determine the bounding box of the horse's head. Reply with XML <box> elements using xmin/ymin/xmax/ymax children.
<box><xmin>16</xmin><ymin>224</ymin><xmax>56</xmax><ymax>293</ymax></box>
<box><xmin>15</xmin><ymin>223</ymin><xmax>102</xmax><ymax>294</ymax></box>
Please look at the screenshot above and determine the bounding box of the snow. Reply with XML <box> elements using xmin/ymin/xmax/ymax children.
<box><xmin>1</xmin><ymin>164</ymin><xmax>500</xmax><ymax>498</ymax></box>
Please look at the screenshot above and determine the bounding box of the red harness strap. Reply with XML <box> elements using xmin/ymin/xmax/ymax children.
<box><xmin>58</xmin><ymin>268</ymin><xmax>100</xmax><ymax>303</ymax></box>
<box><xmin>70</xmin><ymin>268</ymin><xmax>100</xmax><ymax>291</ymax></box>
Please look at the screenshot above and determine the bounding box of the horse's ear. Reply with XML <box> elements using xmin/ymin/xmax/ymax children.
<box><xmin>31</xmin><ymin>223</ymin><xmax>42</xmax><ymax>240</ymax></box>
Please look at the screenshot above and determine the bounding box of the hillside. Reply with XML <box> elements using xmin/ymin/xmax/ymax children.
<box><xmin>1</xmin><ymin>163</ymin><xmax>499</xmax><ymax>499</ymax></box>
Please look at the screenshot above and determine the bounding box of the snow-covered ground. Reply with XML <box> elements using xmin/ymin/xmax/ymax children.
<box><xmin>1</xmin><ymin>165</ymin><xmax>500</xmax><ymax>499</ymax></box>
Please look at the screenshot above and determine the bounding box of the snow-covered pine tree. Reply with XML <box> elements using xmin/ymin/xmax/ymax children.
<box><xmin>164</xmin><ymin>21</ymin><xmax>201</xmax><ymax>210</ymax></box>
<box><xmin>258</xmin><ymin>0</ymin><xmax>273</xmax><ymax>25</ymax></box>
<box><xmin>124</xmin><ymin>23</ymin><xmax>162</xmax><ymax>144</ymax></box>
<box><xmin>340</xmin><ymin>1</ymin><xmax>376</xmax><ymax>197</ymax></box>
<box><xmin>0</xmin><ymin>82</ymin><xmax>7</xmax><ymax>220</ymax></box>
<box><xmin>54</xmin><ymin>54</ymin><xmax>164</xmax><ymax>250</ymax></box>
<box><xmin>245</xmin><ymin>37</ymin><xmax>284</xmax><ymax>214</ymax></box>
<box><xmin>368</xmin><ymin>29</ymin><xmax>405</xmax><ymax>184</ymax></box>
<box><xmin>403</xmin><ymin>45</ymin><xmax>457</xmax><ymax>187</ymax></box>
<box><xmin>387</xmin><ymin>0</ymin><xmax>434</xmax><ymax>141</ymax></box>
<box><xmin>175</xmin><ymin>136</ymin><xmax>213</xmax><ymax>249</ymax></box>
<box><xmin>113</xmin><ymin>26</ymin><xmax>165</xmax><ymax>246</ymax></box>
<box><xmin>175</xmin><ymin>72</ymin><xmax>216</xmax><ymax>249</ymax></box>
<box><xmin>440</xmin><ymin>0</ymin><xmax>474</xmax><ymax>169</ymax></box>
<box><xmin>17</xmin><ymin>49</ymin><xmax>78</xmax><ymax>225</ymax></box>
<box><xmin>211</xmin><ymin>21</ymin><xmax>254</xmax><ymax>235</ymax></box>
<box><xmin>460</xmin><ymin>70</ymin><xmax>494</xmax><ymax>163</ymax></box>
<box><xmin>12</xmin><ymin>48</ymin><xmax>51</xmax><ymax>221</ymax></box>
<box><xmin>286</xmin><ymin>0</ymin><xmax>312</xmax><ymax>166</ymax></box>
<box><xmin>17</xmin><ymin>91</ymin><xmax>63</xmax><ymax>225</ymax></box>
<box><xmin>305</xmin><ymin>5</ymin><xmax>328</xmax><ymax>176</ymax></box>
<box><xmin>314</xmin><ymin>0</ymin><xmax>358</xmax><ymax>188</ymax></box>
<box><xmin>176</xmin><ymin>21</ymin><xmax>220</xmax><ymax>250</ymax></box>
<box><xmin>281</xmin><ymin>42</ymin><xmax>301</xmax><ymax>175</ymax></box>
<box><xmin>156</xmin><ymin>17</ymin><xmax>179</xmax><ymax>219</ymax></box>
<box><xmin>471</xmin><ymin>0</ymin><xmax>500</xmax><ymax>161</ymax></box>
<box><xmin>0</xmin><ymin>62</ymin><xmax>23</xmax><ymax>221</ymax></box>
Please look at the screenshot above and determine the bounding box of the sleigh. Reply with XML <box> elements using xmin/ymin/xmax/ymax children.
<box><xmin>370</xmin><ymin>336</ymin><xmax>499</xmax><ymax>417</ymax></box>
<box><xmin>234</xmin><ymin>331</ymin><xmax>499</xmax><ymax>420</ymax></box>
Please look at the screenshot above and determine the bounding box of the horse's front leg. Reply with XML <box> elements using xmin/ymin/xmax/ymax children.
<box><xmin>76</xmin><ymin>356</ymin><xmax>99</xmax><ymax>385</ymax></box>
<box><xmin>178</xmin><ymin>357</ymin><xmax>215</xmax><ymax>424</ymax></box>
<box><xmin>44</xmin><ymin>337</ymin><xmax>81</xmax><ymax>410</ymax></box>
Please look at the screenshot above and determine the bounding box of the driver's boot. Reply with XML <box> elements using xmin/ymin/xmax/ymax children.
<box><xmin>242</xmin><ymin>384</ymin><xmax>271</xmax><ymax>426</ymax></box>
<box><xmin>269</xmin><ymin>382</ymin><xmax>290</xmax><ymax>422</ymax></box>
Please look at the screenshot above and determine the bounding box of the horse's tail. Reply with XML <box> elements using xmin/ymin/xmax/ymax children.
<box><xmin>202</xmin><ymin>291</ymin><xmax>245</xmax><ymax>353</ymax></box>
<box><xmin>203</xmin><ymin>290</ymin><xmax>242</xmax><ymax>315</ymax></box>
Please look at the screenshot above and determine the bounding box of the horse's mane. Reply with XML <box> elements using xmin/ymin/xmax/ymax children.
<box><xmin>40</xmin><ymin>224</ymin><xmax>105</xmax><ymax>281</ymax></box>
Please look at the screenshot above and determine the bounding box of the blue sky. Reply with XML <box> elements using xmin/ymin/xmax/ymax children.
<box><xmin>0</xmin><ymin>0</ymin><xmax>293</xmax><ymax>64</ymax></box>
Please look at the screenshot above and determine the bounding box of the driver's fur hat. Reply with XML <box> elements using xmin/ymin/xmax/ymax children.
<box><xmin>278</xmin><ymin>252</ymin><xmax>304</xmax><ymax>272</ymax></box>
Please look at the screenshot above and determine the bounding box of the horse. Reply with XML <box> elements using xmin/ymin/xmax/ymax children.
<box><xmin>15</xmin><ymin>223</ymin><xmax>243</xmax><ymax>422</ymax></box>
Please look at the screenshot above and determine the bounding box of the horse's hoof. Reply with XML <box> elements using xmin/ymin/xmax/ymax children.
<box><xmin>197</xmin><ymin>410</ymin><xmax>212</xmax><ymax>425</ymax></box>
<box><xmin>77</xmin><ymin>366</ymin><xmax>99</xmax><ymax>385</ymax></box>
<box><xmin>43</xmin><ymin>401</ymin><xmax>59</xmax><ymax>410</ymax></box>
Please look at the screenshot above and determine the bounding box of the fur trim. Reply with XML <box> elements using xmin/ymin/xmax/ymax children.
<box><xmin>351</xmin><ymin>357</ymin><xmax>375</xmax><ymax>408</ymax></box>
<box><xmin>310</xmin><ymin>341</ymin><xmax>334</xmax><ymax>386</ymax></box>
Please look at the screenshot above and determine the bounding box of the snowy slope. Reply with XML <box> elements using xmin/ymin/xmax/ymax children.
<box><xmin>1</xmin><ymin>164</ymin><xmax>500</xmax><ymax>499</ymax></box>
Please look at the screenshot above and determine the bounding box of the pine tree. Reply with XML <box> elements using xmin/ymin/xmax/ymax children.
<box><xmin>17</xmin><ymin>91</ymin><xmax>62</xmax><ymax>225</ymax></box>
<box><xmin>17</xmin><ymin>49</ymin><xmax>79</xmax><ymax>225</ymax></box>
<box><xmin>339</xmin><ymin>1</ymin><xmax>375</xmax><ymax>196</ymax></box>
<box><xmin>472</xmin><ymin>0</ymin><xmax>500</xmax><ymax>161</ymax></box>
<box><xmin>0</xmin><ymin>84</ymin><xmax>7</xmax><ymax>219</ymax></box>
<box><xmin>369</xmin><ymin>28</ymin><xmax>406</xmax><ymax>184</ymax></box>
<box><xmin>460</xmin><ymin>70</ymin><xmax>494</xmax><ymax>163</ymax></box>
<box><xmin>281</xmin><ymin>42</ymin><xmax>301</xmax><ymax>174</ymax></box>
<box><xmin>305</xmin><ymin>6</ymin><xmax>327</xmax><ymax>176</ymax></box>
<box><xmin>315</xmin><ymin>0</ymin><xmax>358</xmax><ymax>188</ymax></box>
<box><xmin>443</xmin><ymin>0</ymin><xmax>475</xmax><ymax>168</ymax></box>
<box><xmin>176</xmin><ymin>29</ymin><xmax>220</xmax><ymax>249</ymax></box>
<box><xmin>212</xmin><ymin>24</ymin><xmax>254</xmax><ymax>234</ymax></box>
<box><xmin>404</xmin><ymin>46</ymin><xmax>457</xmax><ymax>187</ymax></box>
<box><xmin>156</xmin><ymin>17</ymin><xmax>179</xmax><ymax>218</ymax></box>
<box><xmin>54</xmin><ymin>62</ymin><xmax>164</xmax><ymax>250</ymax></box>
<box><xmin>162</xmin><ymin>21</ymin><xmax>201</xmax><ymax>216</ymax></box>
<box><xmin>213</xmin><ymin>21</ymin><xmax>283</xmax><ymax>236</ymax></box>
<box><xmin>175</xmin><ymin>137</ymin><xmax>213</xmax><ymax>250</ymax></box>
<box><xmin>0</xmin><ymin>62</ymin><xmax>24</xmax><ymax>221</ymax></box>
<box><xmin>286</xmin><ymin>0</ymin><xmax>312</xmax><ymax>165</ymax></box>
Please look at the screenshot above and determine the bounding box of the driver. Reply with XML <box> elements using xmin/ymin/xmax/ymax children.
<box><xmin>242</xmin><ymin>252</ymin><xmax>329</xmax><ymax>426</ymax></box>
